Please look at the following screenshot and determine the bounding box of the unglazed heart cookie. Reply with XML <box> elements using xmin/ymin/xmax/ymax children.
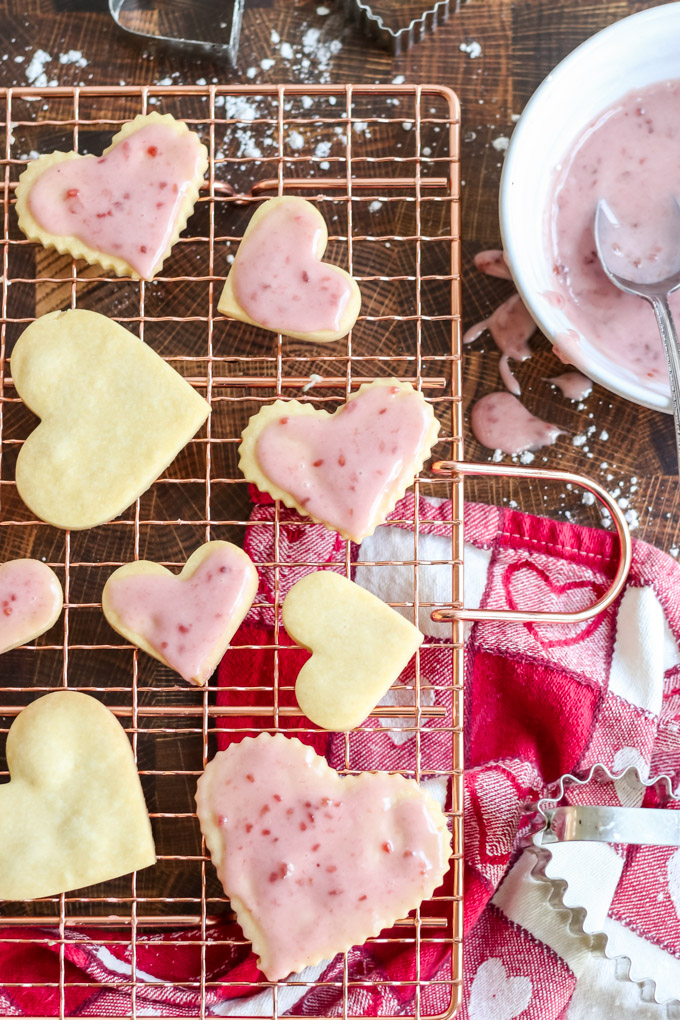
<box><xmin>195</xmin><ymin>733</ymin><xmax>450</xmax><ymax>980</ymax></box>
<box><xmin>15</xmin><ymin>112</ymin><xmax>208</xmax><ymax>280</ymax></box>
<box><xmin>11</xmin><ymin>309</ymin><xmax>210</xmax><ymax>530</ymax></box>
<box><xmin>283</xmin><ymin>571</ymin><xmax>423</xmax><ymax>730</ymax></box>
<box><xmin>217</xmin><ymin>196</ymin><xmax>361</xmax><ymax>342</ymax></box>
<box><xmin>0</xmin><ymin>559</ymin><xmax>63</xmax><ymax>653</ymax></box>
<box><xmin>239</xmin><ymin>379</ymin><xmax>440</xmax><ymax>543</ymax></box>
<box><xmin>0</xmin><ymin>691</ymin><xmax>156</xmax><ymax>899</ymax></box>
<box><xmin>102</xmin><ymin>541</ymin><xmax>258</xmax><ymax>686</ymax></box>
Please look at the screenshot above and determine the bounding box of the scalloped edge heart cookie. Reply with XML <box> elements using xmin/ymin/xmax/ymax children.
<box><xmin>102</xmin><ymin>541</ymin><xmax>258</xmax><ymax>686</ymax></box>
<box><xmin>15</xmin><ymin>112</ymin><xmax>208</xmax><ymax>280</ymax></box>
<box><xmin>0</xmin><ymin>559</ymin><xmax>63</xmax><ymax>654</ymax></box>
<box><xmin>217</xmin><ymin>196</ymin><xmax>361</xmax><ymax>343</ymax></box>
<box><xmin>238</xmin><ymin>378</ymin><xmax>440</xmax><ymax>543</ymax></box>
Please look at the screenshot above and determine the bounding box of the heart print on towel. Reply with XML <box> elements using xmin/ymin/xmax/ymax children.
<box><xmin>103</xmin><ymin>542</ymin><xmax>258</xmax><ymax>686</ymax></box>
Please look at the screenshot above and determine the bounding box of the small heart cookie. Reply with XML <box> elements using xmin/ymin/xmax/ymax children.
<box><xmin>0</xmin><ymin>691</ymin><xmax>156</xmax><ymax>899</ymax></box>
<box><xmin>102</xmin><ymin>541</ymin><xmax>258</xmax><ymax>686</ymax></box>
<box><xmin>11</xmin><ymin>308</ymin><xmax>210</xmax><ymax>530</ymax></box>
<box><xmin>239</xmin><ymin>379</ymin><xmax>440</xmax><ymax>543</ymax></box>
<box><xmin>283</xmin><ymin>571</ymin><xmax>423</xmax><ymax>730</ymax></box>
<box><xmin>0</xmin><ymin>559</ymin><xmax>63</xmax><ymax>653</ymax></box>
<box><xmin>15</xmin><ymin>112</ymin><xmax>208</xmax><ymax>280</ymax></box>
<box><xmin>217</xmin><ymin>197</ymin><xmax>361</xmax><ymax>342</ymax></box>
<box><xmin>195</xmin><ymin>733</ymin><xmax>450</xmax><ymax>981</ymax></box>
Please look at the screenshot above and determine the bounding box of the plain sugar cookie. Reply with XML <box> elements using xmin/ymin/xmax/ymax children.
<box><xmin>11</xmin><ymin>309</ymin><xmax>210</xmax><ymax>530</ymax></box>
<box><xmin>0</xmin><ymin>690</ymin><xmax>156</xmax><ymax>899</ymax></box>
<box><xmin>217</xmin><ymin>196</ymin><xmax>361</xmax><ymax>342</ymax></box>
<box><xmin>15</xmin><ymin>112</ymin><xmax>208</xmax><ymax>280</ymax></box>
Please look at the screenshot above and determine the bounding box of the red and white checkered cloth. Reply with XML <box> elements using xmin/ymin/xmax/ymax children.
<box><xmin>2</xmin><ymin>493</ymin><xmax>680</xmax><ymax>1017</ymax></box>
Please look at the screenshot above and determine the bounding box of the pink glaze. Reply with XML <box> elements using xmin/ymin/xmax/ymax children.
<box><xmin>231</xmin><ymin>201</ymin><xmax>353</xmax><ymax>334</ymax></box>
<box><xmin>27</xmin><ymin>123</ymin><xmax>205</xmax><ymax>278</ymax></box>
<box><xmin>471</xmin><ymin>392</ymin><xmax>563</xmax><ymax>455</ymax></box>
<box><xmin>255</xmin><ymin>385</ymin><xmax>433</xmax><ymax>539</ymax></box>
<box><xmin>464</xmin><ymin>293</ymin><xmax>536</xmax><ymax>396</ymax></box>
<box><xmin>105</xmin><ymin>546</ymin><xmax>255</xmax><ymax>684</ymax></box>
<box><xmin>548</xmin><ymin>371</ymin><xmax>592</xmax><ymax>401</ymax></box>
<box><xmin>473</xmin><ymin>248</ymin><xmax>512</xmax><ymax>280</ymax></box>
<box><xmin>548</xmin><ymin>78</ymin><xmax>680</xmax><ymax>394</ymax></box>
<box><xmin>0</xmin><ymin>560</ymin><xmax>61</xmax><ymax>652</ymax></box>
<box><xmin>196</xmin><ymin>735</ymin><xmax>448</xmax><ymax>981</ymax></box>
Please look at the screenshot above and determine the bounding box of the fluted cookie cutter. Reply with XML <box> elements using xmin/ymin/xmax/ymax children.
<box><xmin>341</xmin><ymin>0</ymin><xmax>456</xmax><ymax>55</ymax></box>
<box><xmin>108</xmin><ymin>0</ymin><xmax>244</xmax><ymax>66</ymax></box>
<box><xmin>528</xmin><ymin>763</ymin><xmax>680</xmax><ymax>1004</ymax></box>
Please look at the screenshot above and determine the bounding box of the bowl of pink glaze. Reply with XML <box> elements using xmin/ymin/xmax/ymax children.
<box><xmin>500</xmin><ymin>2</ymin><xmax>680</xmax><ymax>414</ymax></box>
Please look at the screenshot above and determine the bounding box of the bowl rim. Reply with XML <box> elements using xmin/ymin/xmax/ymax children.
<box><xmin>499</xmin><ymin>1</ymin><xmax>680</xmax><ymax>415</ymax></box>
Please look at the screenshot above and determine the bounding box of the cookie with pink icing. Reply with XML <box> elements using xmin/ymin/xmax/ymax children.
<box><xmin>217</xmin><ymin>196</ymin><xmax>361</xmax><ymax>343</ymax></box>
<box><xmin>239</xmin><ymin>379</ymin><xmax>440</xmax><ymax>543</ymax></box>
<box><xmin>0</xmin><ymin>559</ymin><xmax>63</xmax><ymax>654</ymax></box>
<box><xmin>15</xmin><ymin>112</ymin><xmax>208</xmax><ymax>280</ymax></box>
<box><xmin>195</xmin><ymin>733</ymin><xmax>450</xmax><ymax>981</ymax></box>
<box><xmin>102</xmin><ymin>542</ymin><xmax>258</xmax><ymax>686</ymax></box>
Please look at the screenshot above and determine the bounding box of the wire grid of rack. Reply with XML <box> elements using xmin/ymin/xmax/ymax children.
<box><xmin>0</xmin><ymin>84</ymin><xmax>463</xmax><ymax>1019</ymax></box>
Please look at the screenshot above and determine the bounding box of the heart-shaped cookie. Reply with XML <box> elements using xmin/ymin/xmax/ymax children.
<box><xmin>0</xmin><ymin>691</ymin><xmax>156</xmax><ymax>899</ymax></box>
<box><xmin>239</xmin><ymin>379</ymin><xmax>440</xmax><ymax>543</ymax></box>
<box><xmin>0</xmin><ymin>559</ymin><xmax>63</xmax><ymax>653</ymax></box>
<box><xmin>283</xmin><ymin>571</ymin><xmax>423</xmax><ymax>730</ymax></box>
<box><xmin>102</xmin><ymin>541</ymin><xmax>258</xmax><ymax>686</ymax></box>
<box><xmin>217</xmin><ymin>196</ymin><xmax>361</xmax><ymax>342</ymax></box>
<box><xmin>15</xmin><ymin>112</ymin><xmax>208</xmax><ymax>280</ymax></box>
<box><xmin>195</xmin><ymin>733</ymin><xmax>450</xmax><ymax>981</ymax></box>
<box><xmin>11</xmin><ymin>308</ymin><xmax>210</xmax><ymax>530</ymax></box>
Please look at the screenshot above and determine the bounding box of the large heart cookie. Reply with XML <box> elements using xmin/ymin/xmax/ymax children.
<box><xmin>15</xmin><ymin>112</ymin><xmax>208</xmax><ymax>280</ymax></box>
<box><xmin>195</xmin><ymin>733</ymin><xmax>450</xmax><ymax>980</ymax></box>
<box><xmin>239</xmin><ymin>379</ymin><xmax>440</xmax><ymax>543</ymax></box>
<box><xmin>0</xmin><ymin>559</ymin><xmax>63</xmax><ymax>653</ymax></box>
<box><xmin>217</xmin><ymin>196</ymin><xmax>361</xmax><ymax>342</ymax></box>
<box><xmin>102</xmin><ymin>541</ymin><xmax>258</xmax><ymax>686</ymax></box>
<box><xmin>0</xmin><ymin>691</ymin><xmax>156</xmax><ymax>899</ymax></box>
<box><xmin>283</xmin><ymin>571</ymin><xmax>423</xmax><ymax>730</ymax></box>
<box><xmin>11</xmin><ymin>309</ymin><xmax>210</xmax><ymax>530</ymax></box>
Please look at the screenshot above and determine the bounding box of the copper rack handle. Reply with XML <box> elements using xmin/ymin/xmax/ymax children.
<box><xmin>430</xmin><ymin>461</ymin><xmax>632</xmax><ymax>624</ymax></box>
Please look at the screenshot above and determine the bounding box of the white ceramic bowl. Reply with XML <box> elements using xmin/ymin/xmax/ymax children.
<box><xmin>500</xmin><ymin>2</ymin><xmax>680</xmax><ymax>414</ymax></box>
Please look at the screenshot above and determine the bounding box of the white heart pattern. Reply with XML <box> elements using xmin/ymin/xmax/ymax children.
<box><xmin>468</xmin><ymin>958</ymin><xmax>532</xmax><ymax>1020</ymax></box>
<box><xmin>667</xmin><ymin>848</ymin><xmax>680</xmax><ymax>919</ymax></box>
<box><xmin>612</xmin><ymin>746</ymin><xmax>648</xmax><ymax>808</ymax></box>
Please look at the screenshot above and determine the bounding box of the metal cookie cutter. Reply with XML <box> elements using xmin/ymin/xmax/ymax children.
<box><xmin>108</xmin><ymin>0</ymin><xmax>244</xmax><ymax>66</ymax></box>
<box><xmin>341</xmin><ymin>0</ymin><xmax>456</xmax><ymax>55</ymax></box>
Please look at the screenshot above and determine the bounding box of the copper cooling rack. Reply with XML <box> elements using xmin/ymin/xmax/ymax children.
<box><xmin>0</xmin><ymin>83</ymin><xmax>632</xmax><ymax>1020</ymax></box>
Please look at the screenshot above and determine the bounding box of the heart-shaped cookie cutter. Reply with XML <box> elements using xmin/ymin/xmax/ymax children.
<box><xmin>108</xmin><ymin>0</ymin><xmax>244</xmax><ymax>66</ymax></box>
<box><xmin>527</xmin><ymin>763</ymin><xmax>680</xmax><ymax>1004</ymax></box>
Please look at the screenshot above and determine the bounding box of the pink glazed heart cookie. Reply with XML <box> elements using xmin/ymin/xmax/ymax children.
<box><xmin>0</xmin><ymin>559</ymin><xmax>63</xmax><ymax>653</ymax></box>
<box><xmin>217</xmin><ymin>196</ymin><xmax>361</xmax><ymax>343</ymax></box>
<box><xmin>15</xmin><ymin>112</ymin><xmax>208</xmax><ymax>280</ymax></box>
<box><xmin>239</xmin><ymin>379</ymin><xmax>440</xmax><ymax>543</ymax></box>
<box><xmin>195</xmin><ymin>733</ymin><xmax>450</xmax><ymax>981</ymax></box>
<box><xmin>102</xmin><ymin>542</ymin><xmax>258</xmax><ymax>686</ymax></box>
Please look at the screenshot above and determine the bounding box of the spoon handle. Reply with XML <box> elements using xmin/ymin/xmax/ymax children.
<box><xmin>651</xmin><ymin>294</ymin><xmax>680</xmax><ymax>477</ymax></box>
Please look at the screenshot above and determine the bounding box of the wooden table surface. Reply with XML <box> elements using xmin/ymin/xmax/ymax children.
<box><xmin>1</xmin><ymin>0</ymin><xmax>676</xmax><ymax>556</ymax></box>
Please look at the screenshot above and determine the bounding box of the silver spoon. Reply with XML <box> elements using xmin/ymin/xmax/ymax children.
<box><xmin>594</xmin><ymin>198</ymin><xmax>680</xmax><ymax>476</ymax></box>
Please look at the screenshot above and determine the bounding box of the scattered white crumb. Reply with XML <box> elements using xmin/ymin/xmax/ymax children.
<box><xmin>288</xmin><ymin>130</ymin><xmax>305</xmax><ymax>150</ymax></box>
<box><xmin>59</xmin><ymin>49</ymin><xmax>87</xmax><ymax>68</ymax></box>
<box><xmin>492</xmin><ymin>135</ymin><xmax>510</xmax><ymax>152</ymax></box>
<box><xmin>301</xmin><ymin>95</ymin><xmax>313</xmax><ymax>109</ymax></box>
<box><xmin>402</xmin><ymin>121</ymin><xmax>412</xmax><ymax>131</ymax></box>
<box><xmin>25</xmin><ymin>49</ymin><xmax>57</xmax><ymax>88</ymax></box>
<box><xmin>492</xmin><ymin>449</ymin><xmax>503</xmax><ymax>462</ymax></box>
<box><xmin>270</xmin><ymin>29</ymin><xmax>280</xmax><ymax>44</ymax></box>
<box><xmin>280</xmin><ymin>42</ymin><xmax>294</xmax><ymax>60</ymax></box>
<box><xmin>246</xmin><ymin>66</ymin><xmax>257</xmax><ymax>79</ymax></box>
<box><xmin>572</xmin><ymin>435</ymin><xmax>587</xmax><ymax>447</ymax></box>
<box><xmin>369</xmin><ymin>200</ymin><xmax>383</xmax><ymax>213</ymax></box>
<box><xmin>392</xmin><ymin>74</ymin><xmax>405</xmax><ymax>84</ymax></box>
<box><xmin>302</xmin><ymin>374</ymin><xmax>323</xmax><ymax>393</ymax></box>
<box><xmin>260</xmin><ymin>58</ymin><xmax>275</xmax><ymax>71</ymax></box>
<box><xmin>460</xmin><ymin>41</ymin><xmax>482</xmax><ymax>58</ymax></box>
<box><xmin>582</xmin><ymin>492</ymin><xmax>596</xmax><ymax>506</ymax></box>
<box><xmin>317</xmin><ymin>4</ymin><xmax>330</xmax><ymax>13</ymax></box>
<box><xmin>625</xmin><ymin>508</ymin><xmax>640</xmax><ymax>530</ymax></box>
<box><xmin>226</xmin><ymin>253</ymin><xmax>235</xmax><ymax>265</ymax></box>
<box><xmin>519</xmin><ymin>451</ymin><xmax>535</xmax><ymax>464</ymax></box>
<box><xmin>599</xmin><ymin>430</ymin><xmax>609</xmax><ymax>440</ymax></box>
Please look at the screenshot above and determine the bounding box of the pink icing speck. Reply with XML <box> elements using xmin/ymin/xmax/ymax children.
<box><xmin>195</xmin><ymin>735</ymin><xmax>448</xmax><ymax>981</ymax></box>
<box><xmin>231</xmin><ymin>201</ymin><xmax>353</xmax><ymax>334</ymax></box>
<box><xmin>464</xmin><ymin>293</ymin><xmax>536</xmax><ymax>397</ymax></box>
<box><xmin>105</xmin><ymin>546</ymin><xmax>255</xmax><ymax>684</ymax></box>
<box><xmin>255</xmin><ymin>385</ymin><xmax>433</xmax><ymax>540</ymax></box>
<box><xmin>0</xmin><ymin>560</ymin><xmax>62</xmax><ymax>652</ymax></box>
<box><xmin>27</xmin><ymin>123</ymin><xmax>204</xmax><ymax>279</ymax></box>
<box><xmin>471</xmin><ymin>392</ymin><xmax>564</xmax><ymax>455</ymax></box>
